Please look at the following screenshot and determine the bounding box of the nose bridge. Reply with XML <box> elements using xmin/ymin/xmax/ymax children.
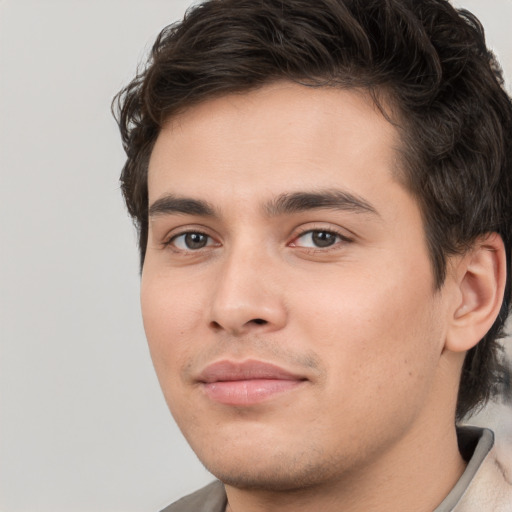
<box><xmin>208</xmin><ymin>237</ymin><xmax>286</xmax><ymax>334</ymax></box>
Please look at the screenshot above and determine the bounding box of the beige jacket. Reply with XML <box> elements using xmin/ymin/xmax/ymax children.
<box><xmin>452</xmin><ymin>438</ymin><xmax>512</xmax><ymax>511</ymax></box>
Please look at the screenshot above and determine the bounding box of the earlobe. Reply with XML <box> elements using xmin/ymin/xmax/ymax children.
<box><xmin>445</xmin><ymin>233</ymin><xmax>507</xmax><ymax>353</ymax></box>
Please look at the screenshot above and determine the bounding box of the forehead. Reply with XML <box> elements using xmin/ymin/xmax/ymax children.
<box><xmin>147</xmin><ymin>82</ymin><xmax>405</xmax><ymax>215</ymax></box>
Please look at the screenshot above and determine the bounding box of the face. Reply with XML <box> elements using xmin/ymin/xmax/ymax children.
<box><xmin>142</xmin><ymin>83</ymin><xmax>456</xmax><ymax>490</ymax></box>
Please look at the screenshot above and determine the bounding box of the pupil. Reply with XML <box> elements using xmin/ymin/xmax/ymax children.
<box><xmin>312</xmin><ymin>231</ymin><xmax>336</xmax><ymax>247</ymax></box>
<box><xmin>185</xmin><ymin>233</ymin><xmax>207</xmax><ymax>249</ymax></box>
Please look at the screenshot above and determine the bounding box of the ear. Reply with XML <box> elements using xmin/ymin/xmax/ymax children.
<box><xmin>444</xmin><ymin>233</ymin><xmax>507</xmax><ymax>353</ymax></box>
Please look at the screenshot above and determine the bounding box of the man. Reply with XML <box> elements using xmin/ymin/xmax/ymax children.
<box><xmin>113</xmin><ymin>0</ymin><xmax>512</xmax><ymax>510</ymax></box>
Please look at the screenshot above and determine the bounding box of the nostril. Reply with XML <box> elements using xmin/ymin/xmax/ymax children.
<box><xmin>208</xmin><ymin>317</ymin><xmax>270</xmax><ymax>333</ymax></box>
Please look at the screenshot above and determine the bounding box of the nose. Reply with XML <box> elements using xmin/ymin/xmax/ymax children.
<box><xmin>208</xmin><ymin>246</ymin><xmax>288</xmax><ymax>336</ymax></box>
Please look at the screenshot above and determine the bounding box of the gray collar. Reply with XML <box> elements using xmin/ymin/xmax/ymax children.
<box><xmin>433</xmin><ymin>427</ymin><xmax>494</xmax><ymax>511</ymax></box>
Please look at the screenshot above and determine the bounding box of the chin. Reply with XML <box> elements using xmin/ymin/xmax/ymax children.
<box><xmin>195</xmin><ymin>441</ymin><xmax>349</xmax><ymax>492</ymax></box>
<box><xmin>207</xmin><ymin>464</ymin><xmax>330</xmax><ymax>492</ymax></box>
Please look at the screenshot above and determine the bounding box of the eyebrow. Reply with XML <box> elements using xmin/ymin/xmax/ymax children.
<box><xmin>148</xmin><ymin>195</ymin><xmax>216</xmax><ymax>218</ymax></box>
<box><xmin>264</xmin><ymin>190</ymin><xmax>379</xmax><ymax>217</ymax></box>
<box><xmin>148</xmin><ymin>189</ymin><xmax>379</xmax><ymax>219</ymax></box>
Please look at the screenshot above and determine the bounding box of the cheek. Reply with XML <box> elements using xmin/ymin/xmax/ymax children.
<box><xmin>140</xmin><ymin>272</ymin><xmax>204</xmax><ymax>376</ymax></box>
<box><xmin>140</xmin><ymin>273</ymin><xmax>211</xmax><ymax>427</ymax></box>
<box><xmin>295</xmin><ymin>263</ymin><xmax>442</xmax><ymax>410</ymax></box>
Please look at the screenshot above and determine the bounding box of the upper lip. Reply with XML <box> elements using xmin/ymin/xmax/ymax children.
<box><xmin>197</xmin><ymin>359</ymin><xmax>306</xmax><ymax>383</ymax></box>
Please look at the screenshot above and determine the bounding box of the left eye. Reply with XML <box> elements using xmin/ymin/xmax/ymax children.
<box><xmin>293</xmin><ymin>230</ymin><xmax>343</xmax><ymax>248</ymax></box>
<box><xmin>170</xmin><ymin>232</ymin><xmax>215</xmax><ymax>250</ymax></box>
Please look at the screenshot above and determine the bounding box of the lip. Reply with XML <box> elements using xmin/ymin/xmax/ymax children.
<box><xmin>197</xmin><ymin>359</ymin><xmax>307</xmax><ymax>406</ymax></box>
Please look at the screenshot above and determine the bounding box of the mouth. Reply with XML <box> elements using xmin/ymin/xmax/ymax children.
<box><xmin>197</xmin><ymin>359</ymin><xmax>308</xmax><ymax>406</ymax></box>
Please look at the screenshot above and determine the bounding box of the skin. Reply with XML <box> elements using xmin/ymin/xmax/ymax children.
<box><xmin>142</xmin><ymin>82</ymin><xmax>483</xmax><ymax>511</ymax></box>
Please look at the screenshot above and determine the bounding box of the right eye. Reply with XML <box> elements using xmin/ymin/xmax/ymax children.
<box><xmin>169</xmin><ymin>232</ymin><xmax>216</xmax><ymax>251</ymax></box>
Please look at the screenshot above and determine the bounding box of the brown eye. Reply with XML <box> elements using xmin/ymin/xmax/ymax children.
<box><xmin>294</xmin><ymin>230</ymin><xmax>343</xmax><ymax>248</ymax></box>
<box><xmin>171</xmin><ymin>232</ymin><xmax>212</xmax><ymax>250</ymax></box>
<box><xmin>311</xmin><ymin>231</ymin><xmax>338</xmax><ymax>247</ymax></box>
<box><xmin>186</xmin><ymin>233</ymin><xmax>208</xmax><ymax>249</ymax></box>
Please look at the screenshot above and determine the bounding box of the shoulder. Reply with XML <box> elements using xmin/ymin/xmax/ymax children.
<box><xmin>456</xmin><ymin>429</ymin><xmax>512</xmax><ymax>511</ymax></box>
<box><xmin>159</xmin><ymin>481</ymin><xmax>226</xmax><ymax>512</ymax></box>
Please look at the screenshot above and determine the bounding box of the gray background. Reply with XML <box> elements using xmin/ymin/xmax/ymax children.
<box><xmin>1</xmin><ymin>1</ymin><xmax>511</xmax><ymax>511</ymax></box>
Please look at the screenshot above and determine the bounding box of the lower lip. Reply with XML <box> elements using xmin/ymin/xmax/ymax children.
<box><xmin>202</xmin><ymin>379</ymin><xmax>304</xmax><ymax>406</ymax></box>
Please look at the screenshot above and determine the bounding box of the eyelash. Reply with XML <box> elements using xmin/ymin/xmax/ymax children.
<box><xmin>163</xmin><ymin>227</ymin><xmax>352</xmax><ymax>253</ymax></box>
